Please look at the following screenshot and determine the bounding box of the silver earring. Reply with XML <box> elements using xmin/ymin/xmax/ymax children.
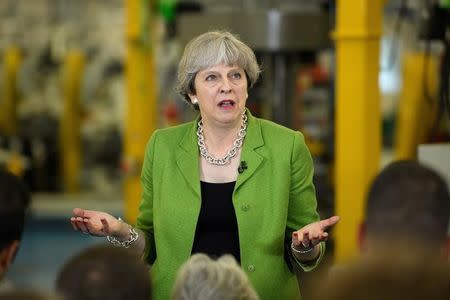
<box><xmin>192</xmin><ymin>97</ymin><xmax>198</xmax><ymax>105</ymax></box>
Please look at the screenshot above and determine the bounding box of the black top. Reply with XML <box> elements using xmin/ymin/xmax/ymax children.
<box><xmin>191</xmin><ymin>181</ymin><xmax>241</xmax><ymax>262</ymax></box>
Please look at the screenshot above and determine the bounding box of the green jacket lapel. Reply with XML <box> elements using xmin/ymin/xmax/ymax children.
<box><xmin>235</xmin><ymin>110</ymin><xmax>265</xmax><ymax>192</ymax></box>
<box><xmin>175</xmin><ymin>110</ymin><xmax>264</xmax><ymax>195</ymax></box>
<box><xmin>176</xmin><ymin>119</ymin><xmax>201</xmax><ymax>198</ymax></box>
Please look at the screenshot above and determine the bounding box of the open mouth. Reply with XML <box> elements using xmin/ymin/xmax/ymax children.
<box><xmin>218</xmin><ymin>100</ymin><xmax>235</xmax><ymax>108</ymax></box>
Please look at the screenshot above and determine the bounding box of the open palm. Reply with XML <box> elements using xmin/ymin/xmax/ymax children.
<box><xmin>70</xmin><ymin>208</ymin><xmax>122</xmax><ymax>237</ymax></box>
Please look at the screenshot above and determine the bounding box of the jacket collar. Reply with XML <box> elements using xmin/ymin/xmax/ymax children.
<box><xmin>235</xmin><ymin>109</ymin><xmax>265</xmax><ymax>191</ymax></box>
<box><xmin>176</xmin><ymin>109</ymin><xmax>265</xmax><ymax>197</ymax></box>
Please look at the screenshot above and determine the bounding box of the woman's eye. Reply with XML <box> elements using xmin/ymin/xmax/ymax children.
<box><xmin>231</xmin><ymin>72</ymin><xmax>242</xmax><ymax>80</ymax></box>
<box><xmin>205</xmin><ymin>74</ymin><xmax>216</xmax><ymax>81</ymax></box>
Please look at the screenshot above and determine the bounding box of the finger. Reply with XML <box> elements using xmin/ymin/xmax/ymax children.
<box><xmin>83</xmin><ymin>219</ymin><xmax>93</xmax><ymax>235</ymax></box>
<box><xmin>320</xmin><ymin>232</ymin><xmax>329</xmax><ymax>242</ymax></box>
<box><xmin>73</xmin><ymin>208</ymin><xmax>97</xmax><ymax>219</ymax></box>
<box><xmin>313</xmin><ymin>232</ymin><xmax>329</xmax><ymax>244</ymax></box>
<box><xmin>297</xmin><ymin>230</ymin><xmax>308</xmax><ymax>244</ymax></box>
<box><xmin>292</xmin><ymin>232</ymin><xmax>302</xmax><ymax>246</ymax></box>
<box><xmin>70</xmin><ymin>218</ymin><xmax>80</xmax><ymax>231</ymax></box>
<box><xmin>311</xmin><ymin>239</ymin><xmax>319</xmax><ymax>246</ymax></box>
<box><xmin>76</xmin><ymin>218</ymin><xmax>89</xmax><ymax>233</ymax></box>
<box><xmin>302</xmin><ymin>232</ymin><xmax>310</xmax><ymax>247</ymax></box>
<box><xmin>309</xmin><ymin>230</ymin><xmax>320</xmax><ymax>240</ymax></box>
<box><xmin>72</xmin><ymin>207</ymin><xmax>85</xmax><ymax>217</ymax></box>
<box><xmin>73</xmin><ymin>220</ymin><xmax>88</xmax><ymax>233</ymax></box>
<box><xmin>101</xmin><ymin>218</ymin><xmax>110</xmax><ymax>235</ymax></box>
<box><xmin>292</xmin><ymin>232</ymin><xmax>299</xmax><ymax>243</ymax></box>
<box><xmin>319</xmin><ymin>215</ymin><xmax>340</xmax><ymax>230</ymax></box>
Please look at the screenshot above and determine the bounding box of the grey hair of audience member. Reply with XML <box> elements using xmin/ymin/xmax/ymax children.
<box><xmin>171</xmin><ymin>254</ymin><xmax>259</xmax><ymax>300</ymax></box>
<box><xmin>176</xmin><ymin>31</ymin><xmax>261</xmax><ymax>108</ymax></box>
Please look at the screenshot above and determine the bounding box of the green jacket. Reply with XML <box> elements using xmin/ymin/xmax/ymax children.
<box><xmin>136</xmin><ymin>110</ymin><xmax>324</xmax><ymax>300</ymax></box>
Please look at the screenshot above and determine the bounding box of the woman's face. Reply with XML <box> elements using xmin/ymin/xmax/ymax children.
<box><xmin>190</xmin><ymin>63</ymin><xmax>248</xmax><ymax>127</ymax></box>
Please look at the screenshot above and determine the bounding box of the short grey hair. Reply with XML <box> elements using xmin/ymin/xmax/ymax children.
<box><xmin>171</xmin><ymin>254</ymin><xmax>260</xmax><ymax>300</ymax></box>
<box><xmin>176</xmin><ymin>31</ymin><xmax>261</xmax><ymax>105</ymax></box>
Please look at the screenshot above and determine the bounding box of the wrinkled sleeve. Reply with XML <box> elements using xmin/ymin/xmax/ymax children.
<box><xmin>135</xmin><ymin>130</ymin><xmax>158</xmax><ymax>265</ymax></box>
<box><xmin>285</xmin><ymin>132</ymin><xmax>325</xmax><ymax>272</ymax></box>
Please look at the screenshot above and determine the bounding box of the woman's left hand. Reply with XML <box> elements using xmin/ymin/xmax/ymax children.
<box><xmin>292</xmin><ymin>216</ymin><xmax>340</xmax><ymax>248</ymax></box>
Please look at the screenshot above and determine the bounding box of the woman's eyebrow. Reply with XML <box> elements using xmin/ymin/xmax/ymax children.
<box><xmin>202</xmin><ymin>70</ymin><xmax>220</xmax><ymax>75</ymax></box>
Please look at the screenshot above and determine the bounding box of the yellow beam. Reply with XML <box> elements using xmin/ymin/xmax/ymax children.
<box><xmin>0</xmin><ymin>47</ymin><xmax>22</xmax><ymax>135</ymax></box>
<box><xmin>333</xmin><ymin>0</ymin><xmax>384</xmax><ymax>263</ymax></box>
<box><xmin>124</xmin><ymin>0</ymin><xmax>158</xmax><ymax>224</ymax></box>
<box><xmin>60</xmin><ymin>50</ymin><xmax>85</xmax><ymax>193</ymax></box>
<box><xmin>394</xmin><ymin>52</ymin><xmax>439</xmax><ymax>160</ymax></box>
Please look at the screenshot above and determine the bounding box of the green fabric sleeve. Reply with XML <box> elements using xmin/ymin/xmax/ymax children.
<box><xmin>286</xmin><ymin>132</ymin><xmax>324</xmax><ymax>271</ymax></box>
<box><xmin>136</xmin><ymin>130</ymin><xmax>159</xmax><ymax>264</ymax></box>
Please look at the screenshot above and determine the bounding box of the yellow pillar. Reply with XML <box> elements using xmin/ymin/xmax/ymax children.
<box><xmin>124</xmin><ymin>0</ymin><xmax>157</xmax><ymax>224</ymax></box>
<box><xmin>60</xmin><ymin>50</ymin><xmax>85</xmax><ymax>193</ymax></box>
<box><xmin>333</xmin><ymin>0</ymin><xmax>385</xmax><ymax>263</ymax></box>
<box><xmin>0</xmin><ymin>47</ymin><xmax>22</xmax><ymax>135</ymax></box>
<box><xmin>394</xmin><ymin>52</ymin><xmax>439</xmax><ymax>160</ymax></box>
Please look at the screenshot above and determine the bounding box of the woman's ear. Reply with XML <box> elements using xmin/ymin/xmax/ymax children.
<box><xmin>188</xmin><ymin>94</ymin><xmax>198</xmax><ymax>105</ymax></box>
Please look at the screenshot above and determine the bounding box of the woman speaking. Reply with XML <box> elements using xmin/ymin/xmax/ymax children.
<box><xmin>70</xmin><ymin>31</ymin><xmax>339</xmax><ymax>300</ymax></box>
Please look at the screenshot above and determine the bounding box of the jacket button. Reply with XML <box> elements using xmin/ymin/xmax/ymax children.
<box><xmin>247</xmin><ymin>265</ymin><xmax>255</xmax><ymax>272</ymax></box>
<box><xmin>241</xmin><ymin>204</ymin><xmax>250</xmax><ymax>211</ymax></box>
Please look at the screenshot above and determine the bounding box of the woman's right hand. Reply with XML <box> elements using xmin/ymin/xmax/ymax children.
<box><xmin>70</xmin><ymin>208</ymin><xmax>127</xmax><ymax>239</ymax></box>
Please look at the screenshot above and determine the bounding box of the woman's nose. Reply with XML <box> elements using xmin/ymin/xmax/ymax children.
<box><xmin>220</xmin><ymin>78</ymin><xmax>232</xmax><ymax>93</ymax></box>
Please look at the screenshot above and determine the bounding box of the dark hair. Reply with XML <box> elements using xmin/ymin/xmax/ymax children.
<box><xmin>0</xmin><ymin>168</ymin><xmax>31</xmax><ymax>251</ymax></box>
<box><xmin>365</xmin><ymin>160</ymin><xmax>450</xmax><ymax>245</ymax></box>
<box><xmin>317</xmin><ymin>250</ymin><xmax>450</xmax><ymax>300</ymax></box>
<box><xmin>56</xmin><ymin>244</ymin><xmax>152</xmax><ymax>300</ymax></box>
<box><xmin>0</xmin><ymin>290</ymin><xmax>60</xmax><ymax>300</ymax></box>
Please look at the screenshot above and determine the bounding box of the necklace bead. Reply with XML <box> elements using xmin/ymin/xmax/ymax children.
<box><xmin>197</xmin><ymin>112</ymin><xmax>247</xmax><ymax>166</ymax></box>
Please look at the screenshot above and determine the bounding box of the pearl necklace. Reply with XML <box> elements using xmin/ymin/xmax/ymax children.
<box><xmin>197</xmin><ymin>112</ymin><xmax>247</xmax><ymax>166</ymax></box>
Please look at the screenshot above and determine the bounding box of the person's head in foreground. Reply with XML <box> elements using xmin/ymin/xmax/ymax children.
<box><xmin>56</xmin><ymin>244</ymin><xmax>152</xmax><ymax>300</ymax></box>
<box><xmin>317</xmin><ymin>250</ymin><xmax>450</xmax><ymax>300</ymax></box>
<box><xmin>171</xmin><ymin>254</ymin><xmax>259</xmax><ymax>300</ymax></box>
<box><xmin>0</xmin><ymin>168</ymin><xmax>31</xmax><ymax>280</ymax></box>
<box><xmin>0</xmin><ymin>290</ymin><xmax>61</xmax><ymax>300</ymax></box>
<box><xmin>359</xmin><ymin>160</ymin><xmax>450</xmax><ymax>257</ymax></box>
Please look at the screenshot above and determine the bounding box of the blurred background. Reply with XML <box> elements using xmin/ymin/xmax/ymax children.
<box><xmin>0</xmin><ymin>0</ymin><xmax>449</xmax><ymax>295</ymax></box>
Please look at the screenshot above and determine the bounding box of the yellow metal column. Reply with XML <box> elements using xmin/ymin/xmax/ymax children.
<box><xmin>394</xmin><ymin>52</ymin><xmax>439</xmax><ymax>160</ymax></box>
<box><xmin>0</xmin><ymin>46</ymin><xmax>22</xmax><ymax>135</ymax></box>
<box><xmin>333</xmin><ymin>0</ymin><xmax>385</xmax><ymax>263</ymax></box>
<box><xmin>124</xmin><ymin>0</ymin><xmax>157</xmax><ymax>224</ymax></box>
<box><xmin>60</xmin><ymin>50</ymin><xmax>85</xmax><ymax>193</ymax></box>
